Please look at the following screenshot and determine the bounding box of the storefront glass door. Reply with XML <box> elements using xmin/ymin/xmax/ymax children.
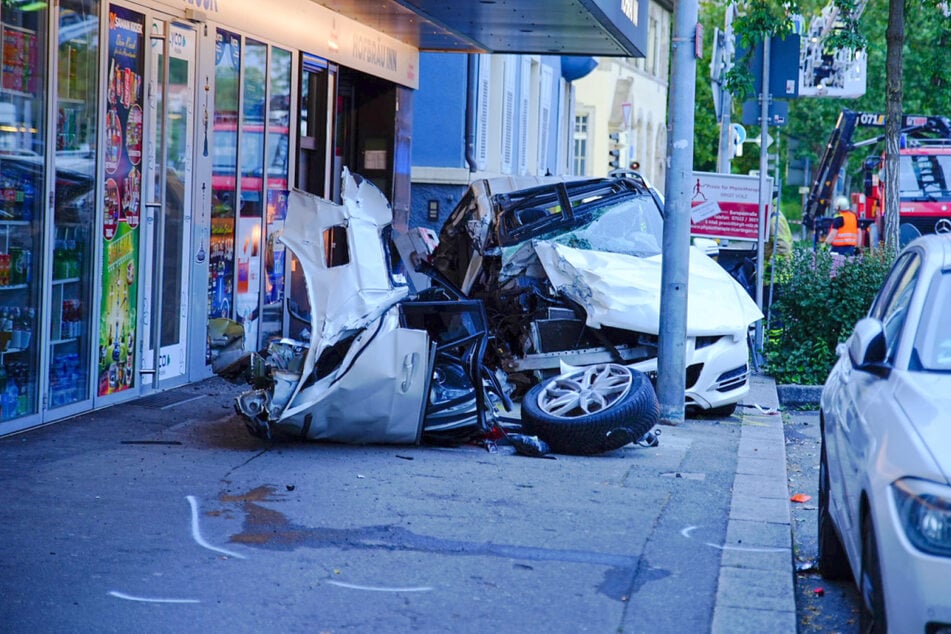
<box><xmin>0</xmin><ymin>2</ymin><xmax>48</xmax><ymax>431</ymax></box>
<box><xmin>139</xmin><ymin>19</ymin><xmax>195</xmax><ymax>389</ymax></box>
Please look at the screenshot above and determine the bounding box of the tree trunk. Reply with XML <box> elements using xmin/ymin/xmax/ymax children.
<box><xmin>884</xmin><ymin>0</ymin><xmax>905</xmax><ymax>256</ymax></box>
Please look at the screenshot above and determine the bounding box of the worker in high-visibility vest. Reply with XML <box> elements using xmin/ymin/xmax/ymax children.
<box><xmin>824</xmin><ymin>196</ymin><xmax>859</xmax><ymax>256</ymax></box>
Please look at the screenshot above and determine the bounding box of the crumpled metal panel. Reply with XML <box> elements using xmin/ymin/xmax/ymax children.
<box><xmin>533</xmin><ymin>242</ymin><xmax>763</xmax><ymax>336</ymax></box>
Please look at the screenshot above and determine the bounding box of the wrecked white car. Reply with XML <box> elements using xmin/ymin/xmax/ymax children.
<box><xmin>232</xmin><ymin>169</ymin><xmax>760</xmax><ymax>450</ymax></box>
<box><xmin>428</xmin><ymin>172</ymin><xmax>763</xmax><ymax>416</ymax></box>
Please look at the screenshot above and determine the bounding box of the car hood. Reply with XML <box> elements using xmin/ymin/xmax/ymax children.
<box><xmin>894</xmin><ymin>371</ymin><xmax>951</xmax><ymax>483</ymax></box>
<box><xmin>533</xmin><ymin>241</ymin><xmax>763</xmax><ymax>336</ymax></box>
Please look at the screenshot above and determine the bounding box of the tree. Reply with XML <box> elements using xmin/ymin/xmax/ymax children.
<box><xmin>884</xmin><ymin>0</ymin><xmax>905</xmax><ymax>255</ymax></box>
<box><xmin>701</xmin><ymin>0</ymin><xmax>951</xmax><ymax>238</ymax></box>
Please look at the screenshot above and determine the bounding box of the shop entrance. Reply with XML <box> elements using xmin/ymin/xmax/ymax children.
<box><xmin>138</xmin><ymin>18</ymin><xmax>196</xmax><ymax>390</ymax></box>
<box><xmin>96</xmin><ymin>5</ymin><xmax>196</xmax><ymax>403</ymax></box>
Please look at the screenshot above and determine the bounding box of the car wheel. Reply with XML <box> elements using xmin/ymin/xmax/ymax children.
<box><xmin>520</xmin><ymin>364</ymin><xmax>659</xmax><ymax>455</ymax></box>
<box><xmin>817</xmin><ymin>435</ymin><xmax>851</xmax><ymax>579</ymax></box>
<box><xmin>860</xmin><ymin>512</ymin><xmax>887</xmax><ymax>633</ymax></box>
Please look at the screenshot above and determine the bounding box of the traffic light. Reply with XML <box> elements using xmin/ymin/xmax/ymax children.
<box><xmin>629</xmin><ymin>160</ymin><xmax>640</xmax><ymax>171</ymax></box>
<box><xmin>608</xmin><ymin>132</ymin><xmax>621</xmax><ymax>169</ymax></box>
<box><xmin>608</xmin><ymin>149</ymin><xmax>620</xmax><ymax>169</ymax></box>
<box><xmin>608</xmin><ymin>132</ymin><xmax>621</xmax><ymax>170</ymax></box>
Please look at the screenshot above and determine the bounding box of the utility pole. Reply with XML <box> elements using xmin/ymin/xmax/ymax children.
<box><xmin>658</xmin><ymin>0</ymin><xmax>699</xmax><ymax>426</ymax></box>
<box><xmin>716</xmin><ymin>6</ymin><xmax>735</xmax><ymax>174</ymax></box>
<box><xmin>754</xmin><ymin>36</ymin><xmax>771</xmax><ymax>353</ymax></box>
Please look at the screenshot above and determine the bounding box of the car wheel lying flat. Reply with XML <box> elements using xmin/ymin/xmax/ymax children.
<box><xmin>520</xmin><ymin>364</ymin><xmax>658</xmax><ymax>455</ymax></box>
<box><xmin>860</xmin><ymin>512</ymin><xmax>887</xmax><ymax>633</ymax></box>
<box><xmin>817</xmin><ymin>433</ymin><xmax>851</xmax><ymax>579</ymax></box>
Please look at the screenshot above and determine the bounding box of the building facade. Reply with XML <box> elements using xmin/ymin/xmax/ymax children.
<box><xmin>409</xmin><ymin>53</ymin><xmax>574</xmax><ymax>230</ymax></box>
<box><xmin>573</xmin><ymin>0</ymin><xmax>672</xmax><ymax>191</ymax></box>
<box><xmin>0</xmin><ymin>0</ymin><xmax>419</xmax><ymax>435</ymax></box>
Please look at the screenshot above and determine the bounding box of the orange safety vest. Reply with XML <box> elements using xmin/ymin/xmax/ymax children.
<box><xmin>831</xmin><ymin>211</ymin><xmax>859</xmax><ymax>247</ymax></box>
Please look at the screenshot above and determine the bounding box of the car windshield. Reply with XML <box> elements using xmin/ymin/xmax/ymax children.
<box><xmin>550</xmin><ymin>195</ymin><xmax>664</xmax><ymax>258</ymax></box>
<box><xmin>912</xmin><ymin>269</ymin><xmax>951</xmax><ymax>371</ymax></box>
<box><xmin>899</xmin><ymin>154</ymin><xmax>951</xmax><ymax>201</ymax></box>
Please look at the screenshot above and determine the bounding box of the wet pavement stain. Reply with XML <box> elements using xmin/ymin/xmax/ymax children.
<box><xmin>220</xmin><ymin>484</ymin><xmax>645</xmax><ymax>600</ymax></box>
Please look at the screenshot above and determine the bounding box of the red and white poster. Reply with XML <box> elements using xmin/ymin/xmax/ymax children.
<box><xmin>689</xmin><ymin>172</ymin><xmax>772</xmax><ymax>242</ymax></box>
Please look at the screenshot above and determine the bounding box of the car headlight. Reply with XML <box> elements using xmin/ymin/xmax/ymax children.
<box><xmin>893</xmin><ymin>478</ymin><xmax>951</xmax><ymax>557</ymax></box>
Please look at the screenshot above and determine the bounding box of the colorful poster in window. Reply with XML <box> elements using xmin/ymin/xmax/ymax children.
<box><xmin>265</xmin><ymin>189</ymin><xmax>287</xmax><ymax>305</ymax></box>
<box><xmin>98</xmin><ymin>5</ymin><xmax>144</xmax><ymax>397</ymax></box>
<box><xmin>206</xmin><ymin>28</ymin><xmax>241</xmax><ymax>360</ymax></box>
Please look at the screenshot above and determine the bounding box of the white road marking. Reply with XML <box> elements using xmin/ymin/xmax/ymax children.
<box><xmin>326</xmin><ymin>580</ymin><xmax>433</xmax><ymax>592</ymax></box>
<box><xmin>186</xmin><ymin>495</ymin><xmax>247</xmax><ymax>559</ymax></box>
<box><xmin>681</xmin><ymin>525</ymin><xmax>788</xmax><ymax>553</ymax></box>
<box><xmin>109</xmin><ymin>591</ymin><xmax>200</xmax><ymax>604</ymax></box>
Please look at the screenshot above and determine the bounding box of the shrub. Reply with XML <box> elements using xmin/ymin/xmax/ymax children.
<box><xmin>763</xmin><ymin>245</ymin><xmax>893</xmax><ymax>385</ymax></box>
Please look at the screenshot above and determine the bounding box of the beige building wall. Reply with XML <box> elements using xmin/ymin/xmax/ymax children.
<box><xmin>573</xmin><ymin>0</ymin><xmax>671</xmax><ymax>191</ymax></box>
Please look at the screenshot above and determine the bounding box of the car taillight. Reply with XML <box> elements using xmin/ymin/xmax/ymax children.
<box><xmin>893</xmin><ymin>478</ymin><xmax>951</xmax><ymax>557</ymax></box>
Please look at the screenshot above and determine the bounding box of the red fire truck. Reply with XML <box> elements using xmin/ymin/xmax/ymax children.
<box><xmin>803</xmin><ymin>109</ymin><xmax>951</xmax><ymax>247</ymax></box>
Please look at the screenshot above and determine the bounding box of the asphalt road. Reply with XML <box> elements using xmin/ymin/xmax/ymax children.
<box><xmin>783</xmin><ymin>408</ymin><xmax>864</xmax><ymax>632</ymax></box>
<box><xmin>0</xmin><ymin>378</ymin><xmax>749</xmax><ymax>634</ymax></box>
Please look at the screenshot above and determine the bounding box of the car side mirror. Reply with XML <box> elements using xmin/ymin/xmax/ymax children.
<box><xmin>848</xmin><ymin>317</ymin><xmax>890</xmax><ymax>377</ymax></box>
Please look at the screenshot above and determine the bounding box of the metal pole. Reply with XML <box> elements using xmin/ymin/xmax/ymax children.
<box><xmin>716</xmin><ymin>6</ymin><xmax>735</xmax><ymax>174</ymax></box>
<box><xmin>754</xmin><ymin>36</ymin><xmax>770</xmax><ymax>354</ymax></box>
<box><xmin>658</xmin><ymin>0</ymin><xmax>699</xmax><ymax>426</ymax></box>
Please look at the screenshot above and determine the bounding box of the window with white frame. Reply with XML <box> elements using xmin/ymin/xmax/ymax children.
<box><xmin>573</xmin><ymin>114</ymin><xmax>589</xmax><ymax>176</ymax></box>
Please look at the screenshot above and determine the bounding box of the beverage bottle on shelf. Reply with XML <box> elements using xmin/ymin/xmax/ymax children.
<box><xmin>53</xmin><ymin>239</ymin><xmax>66</xmax><ymax>280</ymax></box>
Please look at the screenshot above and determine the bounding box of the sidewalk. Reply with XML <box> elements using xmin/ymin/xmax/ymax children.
<box><xmin>713</xmin><ymin>372</ymin><xmax>796</xmax><ymax>633</ymax></box>
<box><xmin>0</xmin><ymin>372</ymin><xmax>796</xmax><ymax>632</ymax></box>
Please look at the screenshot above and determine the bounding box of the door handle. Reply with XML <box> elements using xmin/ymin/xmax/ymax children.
<box><xmin>400</xmin><ymin>352</ymin><xmax>419</xmax><ymax>393</ymax></box>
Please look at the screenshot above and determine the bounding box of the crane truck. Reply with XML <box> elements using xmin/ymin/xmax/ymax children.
<box><xmin>802</xmin><ymin>109</ymin><xmax>951</xmax><ymax>247</ymax></box>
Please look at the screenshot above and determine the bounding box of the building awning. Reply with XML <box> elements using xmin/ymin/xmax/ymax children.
<box><xmin>312</xmin><ymin>0</ymin><xmax>648</xmax><ymax>57</ymax></box>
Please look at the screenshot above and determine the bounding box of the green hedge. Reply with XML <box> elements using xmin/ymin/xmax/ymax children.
<box><xmin>764</xmin><ymin>245</ymin><xmax>893</xmax><ymax>385</ymax></box>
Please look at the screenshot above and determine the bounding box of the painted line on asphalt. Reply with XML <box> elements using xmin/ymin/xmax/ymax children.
<box><xmin>326</xmin><ymin>580</ymin><xmax>433</xmax><ymax>593</ymax></box>
<box><xmin>681</xmin><ymin>525</ymin><xmax>788</xmax><ymax>553</ymax></box>
<box><xmin>109</xmin><ymin>591</ymin><xmax>200</xmax><ymax>604</ymax></box>
<box><xmin>186</xmin><ymin>495</ymin><xmax>247</xmax><ymax>559</ymax></box>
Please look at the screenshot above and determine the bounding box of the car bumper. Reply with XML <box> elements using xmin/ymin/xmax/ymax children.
<box><xmin>630</xmin><ymin>332</ymin><xmax>750</xmax><ymax>411</ymax></box>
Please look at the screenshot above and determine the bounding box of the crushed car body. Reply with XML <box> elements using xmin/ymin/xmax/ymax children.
<box><xmin>233</xmin><ymin>169</ymin><xmax>501</xmax><ymax>444</ymax></box>
<box><xmin>229</xmin><ymin>169</ymin><xmax>762</xmax><ymax>446</ymax></box>
<box><xmin>429</xmin><ymin>172</ymin><xmax>763</xmax><ymax>414</ymax></box>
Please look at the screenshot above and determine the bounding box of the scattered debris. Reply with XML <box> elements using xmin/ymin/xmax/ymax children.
<box><xmin>790</xmin><ymin>493</ymin><xmax>813</xmax><ymax>503</ymax></box>
<box><xmin>795</xmin><ymin>559</ymin><xmax>818</xmax><ymax>573</ymax></box>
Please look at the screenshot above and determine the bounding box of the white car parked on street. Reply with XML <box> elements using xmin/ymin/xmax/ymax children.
<box><xmin>819</xmin><ymin>233</ymin><xmax>951</xmax><ymax>632</ymax></box>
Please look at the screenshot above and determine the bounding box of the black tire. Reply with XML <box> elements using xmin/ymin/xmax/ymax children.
<box><xmin>520</xmin><ymin>364</ymin><xmax>659</xmax><ymax>455</ymax></box>
<box><xmin>817</xmin><ymin>434</ymin><xmax>851</xmax><ymax>580</ymax></box>
<box><xmin>860</xmin><ymin>513</ymin><xmax>887</xmax><ymax>633</ymax></box>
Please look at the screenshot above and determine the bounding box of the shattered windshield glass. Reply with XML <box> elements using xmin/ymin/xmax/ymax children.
<box><xmin>551</xmin><ymin>195</ymin><xmax>664</xmax><ymax>257</ymax></box>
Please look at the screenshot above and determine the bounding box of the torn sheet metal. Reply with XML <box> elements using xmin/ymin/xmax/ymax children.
<box><xmin>533</xmin><ymin>241</ymin><xmax>763</xmax><ymax>336</ymax></box>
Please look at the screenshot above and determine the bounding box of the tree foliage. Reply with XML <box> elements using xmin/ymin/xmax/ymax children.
<box><xmin>696</xmin><ymin>0</ymin><xmax>951</xmax><ymax>195</ymax></box>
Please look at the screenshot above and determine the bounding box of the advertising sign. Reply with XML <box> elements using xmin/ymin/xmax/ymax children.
<box><xmin>689</xmin><ymin>172</ymin><xmax>772</xmax><ymax>242</ymax></box>
<box><xmin>98</xmin><ymin>5</ymin><xmax>145</xmax><ymax>397</ymax></box>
